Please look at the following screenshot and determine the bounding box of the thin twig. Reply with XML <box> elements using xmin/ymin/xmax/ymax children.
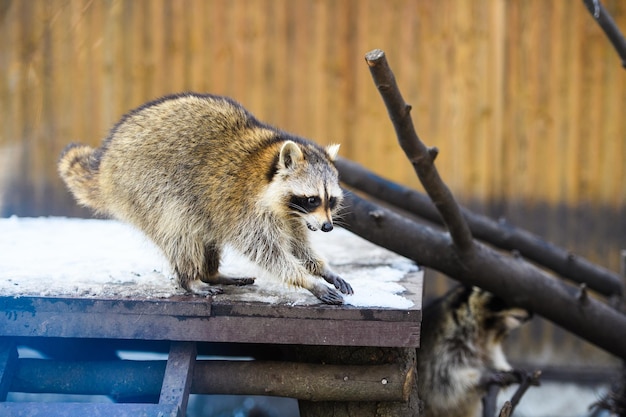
<box><xmin>499</xmin><ymin>401</ymin><xmax>513</xmax><ymax>417</ymax></box>
<box><xmin>364</xmin><ymin>49</ymin><xmax>474</xmax><ymax>253</ymax></box>
<box><xmin>507</xmin><ymin>370</ymin><xmax>542</xmax><ymax>415</ymax></box>
<box><xmin>582</xmin><ymin>0</ymin><xmax>626</xmax><ymax>68</ymax></box>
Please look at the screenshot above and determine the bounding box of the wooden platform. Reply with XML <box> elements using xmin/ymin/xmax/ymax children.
<box><xmin>0</xmin><ymin>218</ymin><xmax>423</xmax><ymax>416</ymax></box>
<box><xmin>0</xmin><ymin>291</ymin><xmax>421</xmax><ymax>347</ymax></box>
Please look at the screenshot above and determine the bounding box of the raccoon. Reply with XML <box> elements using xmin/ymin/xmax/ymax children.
<box><xmin>417</xmin><ymin>285</ymin><xmax>531</xmax><ymax>417</ymax></box>
<box><xmin>58</xmin><ymin>93</ymin><xmax>353</xmax><ymax>304</ymax></box>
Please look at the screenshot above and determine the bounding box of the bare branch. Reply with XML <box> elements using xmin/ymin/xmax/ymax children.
<box><xmin>364</xmin><ymin>49</ymin><xmax>474</xmax><ymax>252</ymax></box>
<box><xmin>348</xmin><ymin>49</ymin><xmax>626</xmax><ymax>359</ymax></box>
<box><xmin>582</xmin><ymin>0</ymin><xmax>626</xmax><ymax>68</ymax></box>
<box><xmin>507</xmin><ymin>370</ymin><xmax>541</xmax><ymax>415</ymax></box>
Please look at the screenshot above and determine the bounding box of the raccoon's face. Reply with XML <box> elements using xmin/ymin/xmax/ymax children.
<box><xmin>269</xmin><ymin>140</ymin><xmax>343</xmax><ymax>232</ymax></box>
<box><xmin>467</xmin><ymin>287</ymin><xmax>532</xmax><ymax>339</ymax></box>
<box><xmin>448</xmin><ymin>286</ymin><xmax>531</xmax><ymax>341</ymax></box>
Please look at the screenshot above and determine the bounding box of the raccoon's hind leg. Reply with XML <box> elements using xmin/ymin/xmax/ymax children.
<box><xmin>168</xmin><ymin>237</ymin><xmax>225</xmax><ymax>296</ymax></box>
<box><xmin>199</xmin><ymin>244</ymin><xmax>255</xmax><ymax>287</ymax></box>
<box><xmin>175</xmin><ymin>242</ymin><xmax>255</xmax><ymax>296</ymax></box>
<box><xmin>176</xmin><ymin>267</ymin><xmax>224</xmax><ymax>296</ymax></box>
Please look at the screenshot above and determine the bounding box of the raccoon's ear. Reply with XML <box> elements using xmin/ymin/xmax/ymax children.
<box><xmin>278</xmin><ymin>141</ymin><xmax>304</xmax><ymax>171</ymax></box>
<box><xmin>326</xmin><ymin>143</ymin><xmax>340</xmax><ymax>161</ymax></box>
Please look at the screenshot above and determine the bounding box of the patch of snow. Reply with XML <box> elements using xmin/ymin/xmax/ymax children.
<box><xmin>0</xmin><ymin>216</ymin><xmax>176</xmax><ymax>298</ymax></box>
<box><xmin>0</xmin><ymin>217</ymin><xmax>420</xmax><ymax>309</ymax></box>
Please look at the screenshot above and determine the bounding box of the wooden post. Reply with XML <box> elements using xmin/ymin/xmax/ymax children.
<box><xmin>159</xmin><ymin>342</ymin><xmax>196</xmax><ymax>417</ymax></box>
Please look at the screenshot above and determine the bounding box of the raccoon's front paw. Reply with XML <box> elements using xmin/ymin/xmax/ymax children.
<box><xmin>322</xmin><ymin>271</ymin><xmax>353</xmax><ymax>295</ymax></box>
<box><xmin>310</xmin><ymin>283</ymin><xmax>344</xmax><ymax>305</ymax></box>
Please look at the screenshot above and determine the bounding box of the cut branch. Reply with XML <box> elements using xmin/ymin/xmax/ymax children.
<box><xmin>364</xmin><ymin>49</ymin><xmax>474</xmax><ymax>252</ymax></box>
<box><xmin>582</xmin><ymin>0</ymin><xmax>626</xmax><ymax>68</ymax></box>
<box><xmin>335</xmin><ymin>157</ymin><xmax>624</xmax><ymax>298</ymax></box>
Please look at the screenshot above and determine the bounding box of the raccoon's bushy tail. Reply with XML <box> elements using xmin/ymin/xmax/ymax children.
<box><xmin>58</xmin><ymin>143</ymin><xmax>104</xmax><ymax>212</ymax></box>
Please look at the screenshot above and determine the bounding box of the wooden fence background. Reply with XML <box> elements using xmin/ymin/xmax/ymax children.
<box><xmin>2</xmin><ymin>0</ymin><xmax>626</xmax><ymax>367</ymax></box>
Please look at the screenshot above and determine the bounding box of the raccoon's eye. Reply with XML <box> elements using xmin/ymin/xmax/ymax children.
<box><xmin>289</xmin><ymin>196</ymin><xmax>320</xmax><ymax>213</ymax></box>
<box><xmin>306</xmin><ymin>196</ymin><xmax>321</xmax><ymax>208</ymax></box>
<box><xmin>329</xmin><ymin>197</ymin><xmax>338</xmax><ymax>209</ymax></box>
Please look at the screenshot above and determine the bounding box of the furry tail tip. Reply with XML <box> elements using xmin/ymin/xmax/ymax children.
<box><xmin>58</xmin><ymin>143</ymin><xmax>103</xmax><ymax>210</ymax></box>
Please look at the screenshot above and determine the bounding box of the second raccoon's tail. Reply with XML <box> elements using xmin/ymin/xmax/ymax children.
<box><xmin>58</xmin><ymin>143</ymin><xmax>105</xmax><ymax>212</ymax></box>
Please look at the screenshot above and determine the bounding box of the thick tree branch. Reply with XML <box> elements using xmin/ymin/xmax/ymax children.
<box><xmin>364</xmin><ymin>49</ymin><xmax>474</xmax><ymax>252</ymax></box>
<box><xmin>341</xmin><ymin>191</ymin><xmax>626</xmax><ymax>358</ymax></box>
<box><xmin>336</xmin><ymin>157</ymin><xmax>624</xmax><ymax>298</ymax></box>
<box><xmin>582</xmin><ymin>0</ymin><xmax>626</xmax><ymax>68</ymax></box>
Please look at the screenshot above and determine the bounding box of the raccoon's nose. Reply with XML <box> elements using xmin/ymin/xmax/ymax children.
<box><xmin>321</xmin><ymin>222</ymin><xmax>333</xmax><ymax>232</ymax></box>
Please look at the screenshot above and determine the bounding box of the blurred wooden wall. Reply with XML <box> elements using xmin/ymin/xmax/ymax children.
<box><xmin>2</xmin><ymin>0</ymin><xmax>626</xmax><ymax>365</ymax></box>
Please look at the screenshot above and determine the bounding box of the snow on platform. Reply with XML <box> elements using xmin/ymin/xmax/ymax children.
<box><xmin>0</xmin><ymin>217</ymin><xmax>421</xmax><ymax>309</ymax></box>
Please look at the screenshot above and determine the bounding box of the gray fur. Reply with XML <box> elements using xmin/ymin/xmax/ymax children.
<box><xmin>58</xmin><ymin>93</ymin><xmax>352</xmax><ymax>304</ymax></box>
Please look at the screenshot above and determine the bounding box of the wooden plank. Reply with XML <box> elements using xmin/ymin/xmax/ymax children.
<box><xmin>158</xmin><ymin>342</ymin><xmax>196</xmax><ymax>416</ymax></box>
<box><xmin>0</xmin><ymin>403</ymin><xmax>179</xmax><ymax>417</ymax></box>
<box><xmin>0</xmin><ymin>303</ymin><xmax>420</xmax><ymax>347</ymax></box>
<box><xmin>191</xmin><ymin>316</ymin><xmax>419</xmax><ymax>347</ymax></box>
<box><xmin>0</xmin><ymin>289</ymin><xmax>419</xmax><ymax>322</ymax></box>
<box><xmin>3</xmin><ymin>0</ymin><xmax>626</xmax><ymax>213</ymax></box>
<box><xmin>1</xmin><ymin>296</ymin><xmax>212</xmax><ymax>317</ymax></box>
<box><xmin>0</xmin><ymin>294</ymin><xmax>421</xmax><ymax>347</ymax></box>
<box><xmin>209</xmin><ymin>299</ymin><xmax>420</xmax><ymax>322</ymax></box>
<box><xmin>0</xmin><ymin>338</ymin><xmax>18</xmax><ymax>401</ymax></box>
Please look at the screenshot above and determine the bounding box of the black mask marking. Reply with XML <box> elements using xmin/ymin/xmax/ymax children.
<box><xmin>289</xmin><ymin>195</ymin><xmax>321</xmax><ymax>214</ymax></box>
